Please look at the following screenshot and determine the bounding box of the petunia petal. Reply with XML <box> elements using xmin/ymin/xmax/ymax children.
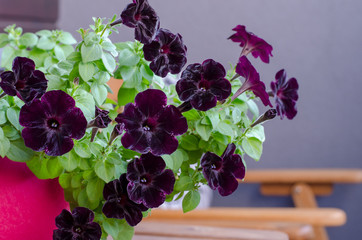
<box><xmin>21</xmin><ymin>127</ymin><xmax>48</xmax><ymax>152</ymax></box>
<box><xmin>55</xmin><ymin>209</ymin><xmax>74</xmax><ymax>230</ymax></box>
<box><xmin>202</xmin><ymin>59</ymin><xmax>226</xmax><ymax>81</ymax></box>
<box><xmin>209</xmin><ymin>78</ymin><xmax>232</xmax><ymax>101</ymax></box>
<box><xmin>19</xmin><ymin>99</ymin><xmax>46</xmax><ymax>127</ymax></box>
<box><xmin>150</xmin><ymin>130</ymin><xmax>178</xmax><ymax>155</ymax></box>
<box><xmin>157</xmin><ymin>105</ymin><xmax>188</xmax><ymax>136</ymax></box>
<box><xmin>217</xmin><ymin>172</ymin><xmax>239</xmax><ymax>196</ymax></box>
<box><xmin>135</xmin><ymin>89</ymin><xmax>167</xmax><ymax>117</ymax></box>
<box><xmin>152</xmin><ymin>169</ymin><xmax>175</xmax><ymax>194</ymax></box>
<box><xmin>142</xmin><ymin>187</ymin><xmax>166</xmax><ymax>208</ymax></box>
<box><xmin>41</xmin><ymin>90</ymin><xmax>75</xmax><ymax>117</ymax></box>
<box><xmin>72</xmin><ymin>207</ymin><xmax>94</xmax><ymax>225</ymax></box>
<box><xmin>175</xmin><ymin>79</ymin><xmax>198</xmax><ymax>101</ymax></box>
<box><xmin>190</xmin><ymin>91</ymin><xmax>217</xmax><ymax>111</ymax></box>
<box><xmin>0</xmin><ymin>71</ymin><xmax>17</xmax><ymax>96</ymax></box>
<box><xmin>61</xmin><ymin>107</ymin><xmax>87</xmax><ymax>140</ymax></box>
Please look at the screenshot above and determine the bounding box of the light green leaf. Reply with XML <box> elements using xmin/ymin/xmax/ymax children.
<box><xmin>73</xmin><ymin>88</ymin><xmax>95</xmax><ymax>120</ymax></box>
<box><xmin>174</xmin><ymin>176</ymin><xmax>194</xmax><ymax>192</ymax></box>
<box><xmin>163</xmin><ymin>149</ymin><xmax>187</xmax><ymax>172</ymax></box>
<box><xmin>91</xmin><ymin>83</ymin><xmax>108</xmax><ymax>106</ymax></box>
<box><xmin>79</xmin><ymin>61</ymin><xmax>96</xmax><ymax>82</ymax></box>
<box><xmin>58</xmin><ymin>150</ymin><xmax>79</xmax><ymax>171</ymax></box>
<box><xmin>140</xmin><ymin>63</ymin><xmax>153</xmax><ymax>81</ymax></box>
<box><xmin>182</xmin><ymin>190</ymin><xmax>200</xmax><ymax>213</ymax></box>
<box><xmin>86</xmin><ymin>177</ymin><xmax>104</xmax><ymax>202</ymax></box>
<box><xmin>67</xmin><ymin>52</ymin><xmax>82</xmax><ymax>62</ymax></box>
<box><xmin>6</xmin><ymin>139</ymin><xmax>34</xmax><ymax>162</ymax></box>
<box><xmin>119</xmin><ymin>65</ymin><xmax>142</xmax><ymax>88</ymax></box>
<box><xmin>246</xmin><ymin>125</ymin><xmax>265</xmax><ymax>142</ymax></box>
<box><xmin>241</xmin><ymin>137</ymin><xmax>263</xmax><ymax>161</ymax></box>
<box><xmin>102</xmin><ymin>218</ymin><xmax>134</xmax><ymax>240</ymax></box>
<box><xmin>247</xmin><ymin>99</ymin><xmax>259</xmax><ymax>119</ymax></box>
<box><xmin>81</xmin><ymin>43</ymin><xmax>102</xmax><ymax>63</ymax></box>
<box><xmin>37</xmin><ymin>36</ymin><xmax>56</xmax><ymax>50</ymax></box>
<box><xmin>54</xmin><ymin>45</ymin><xmax>66</xmax><ymax>61</ymax></box>
<box><xmin>2</xmin><ymin>125</ymin><xmax>20</xmax><ymax>141</ymax></box>
<box><xmin>95</xmin><ymin>161</ymin><xmax>115</xmax><ymax>182</ymax></box>
<box><xmin>58</xmin><ymin>32</ymin><xmax>77</xmax><ymax>45</ymax></box>
<box><xmin>118</xmin><ymin>48</ymin><xmax>140</xmax><ymax>66</ymax></box>
<box><xmin>59</xmin><ymin>173</ymin><xmax>72</xmax><ymax>189</ymax></box>
<box><xmin>106</xmin><ymin>152</ymin><xmax>122</xmax><ymax>164</ymax></box>
<box><xmin>6</xmin><ymin>108</ymin><xmax>21</xmax><ymax>131</ymax></box>
<box><xmin>117</xmin><ymin>87</ymin><xmax>137</xmax><ymax>106</ymax></box>
<box><xmin>36</xmin><ymin>30</ymin><xmax>52</xmax><ymax>37</ymax></box>
<box><xmin>1</xmin><ymin>46</ymin><xmax>15</xmax><ymax>69</ymax></box>
<box><xmin>180</xmin><ymin>135</ymin><xmax>200</xmax><ymax>151</ymax></box>
<box><xmin>195</xmin><ymin>121</ymin><xmax>212</xmax><ymax>141</ymax></box>
<box><xmin>0</xmin><ymin>128</ymin><xmax>10</xmax><ymax>157</ymax></box>
<box><xmin>27</xmin><ymin>155</ymin><xmax>63</xmax><ymax>179</ymax></box>
<box><xmin>102</xmin><ymin>52</ymin><xmax>116</xmax><ymax>73</ymax></box>
<box><xmin>19</xmin><ymin>33</ymin><xmax>38</xmax><ymax>47</ymax></box>
<box><xmin>232</xmin><ymin>107</ymin><xmax>242</xmax><ymax>124</ymax></box>
<box><xmin>216</xmin><ymin>121</ymin><xmax>234</xmax><ymax>139</ymax></box>
<box><xmin>0</xmin><ymin>33</ymin><xmax>9</xmax><ymax>48</ymax></box>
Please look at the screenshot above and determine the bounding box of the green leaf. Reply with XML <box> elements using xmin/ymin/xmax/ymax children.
<box><xmin>102</xmin><ymin>52</ymin><xmax>116</xmax><ymax>73</ymax></box>
<box><xmin>0</xmin><ymin>33</ymin><xmax>9</xmax><ymax>48</ymax></box>
<box><xmin>86</xmin><ymin>177</ymin><xmax>104</xmax><ymax>202</ymax></box>
<box><xmin>95</xmin><ymin>160</ymin><xmax>115</xmax><ymax>182</ymax></box>
<box><xmin>1</xmin><ymin>46</ymin><xmax>15</xmax><ymax>69</ymax></box>
<box><xmin>117</xmin><ymin>87</ymin><xmax>137</xmax><ymax>106</ymax></box>
<box><xmin>182</xmin><ymin>109</ymin><xmax>199</xmax><ymax>121</ymax></box>
<box><xmin>81</xmin><ymin>43</ymin><xmax>102</xmax><ymax>63</ymax></box>
<box><xmin>118</xmin><ymin>48</ymin><xmax>140</xmax><ymax>66</ymax></box>
<box><xmin>19</xmin><ymin>33</ymin><xmax>38</xmax><ymax>47</ymax></box>
<box><xmin>58</xmin><ymin>32</ymin><xmax>77</xmax><ymax>45</ymax></box>
<box><xmin>58</xmin><ymin>150</ymin><xmax>79</xmax><ymax>171</ymax></box>
<box><xmin>6</xmin><ymin>107</ymin><xmax>21</xmax><ymax>131</ymax></box>
<box><xmin>182</xmin><ymin>190</ymin><xmax>200</xmax><ymax>213</ymax></box>
<box><xmin>0</xmin><ymin>128</ymin><xmax>10</xmax><ymax>157</ymax></box>
<box><xmin>246</xmin><ymin>125</ymin><xmax>265</xmax><ymax>142</ymax></box>
<box><xmin>206</xmin><ymin>111</ymin><xmax>220</xmax><ymax>128</ymax></box>
<box><xmin>247</xmin><ymin>99</ymin><xmax>259</xmax><ymax>119</ymax></box>
<box><xmin>118</xmin><ymin>65</ymin><xmax>142</xmax><ymax>88</ymax></box>
<box><xmin>195</xmin><ymin>121</ymin><xmax>212</xmax><ymax>141</ymax></box>
<box><xmin>174</xmin><ymin>176</ymin><xmax>194</xmax><ymax>192</ymax></box>
<box><xmin>102</xmin><ymin>217</ymin><xmax>134</xmax><ymax>240</ymax></box>
<box><xmin>27</xmin><ymin>155</ymin><xmax>63</xmax><ymax>179</ymax></box>
<box><xmin>106</xmin><ymin>152</ymin><xmax>122</xmax><ymax>164</ymax></box>
<box><xmin>2</xmin><ymin>124</ymin><xmax>20</xmax><ymax>140</ymax></box>
<box><xmin>241</xmin><ymin>137</ymin><xmax>263</xmax><ymax>161</ymax></box>
<box><xmin>91</xmin><ymin>83</ymin><xmax>108</xmax><ymax>105</ymax></box>
<box><xmin>140</xmin><ymin>63</ymin><xmax>153</xmax><ymax>81</ymax></box>
<box><xmin>0</xmin><ymin>111</ymin><xmax>6</xmax><ymax>125</ymax></box>
<box><xmin>37</xmin><ymin>36</ymin><xmax>56</xmax><ymax>50</ymax></box>
<box><xmin>73</xmin><ymin>88</ymin><xmax>96</xmax><ymax>120</ymax></box>
<box><xmin>6</xmin><ymin>138</ymin><xmax>34</xmax><ymax>162</ymax></box>
<box><xmin>216</xmin><ymin>121</ymin><xmax>234</xmax><ymax>139</ymax></box>
<box><xmin>163</xmin><ymin>149</ymin><xmax>187</xmax><ymax>172</ymax></box>
<box><xmin>67</xmin><ymin>52</ymin><xmax>82</xmax><ymax>62</ymax></box>
<box><xmin>79</xmin><ymin>61</ymin><xmax>96</xmax><ymax>82</ymax></box>
<box><xmin>59</xmin><ymin>173</ymin><xmax>72</xmax><ymax>189</ymax></box>
<box><xmin>180</xmin><ymin>135</ymin><xmax>200</xmax><ymax>151</ymax></box>
<box><xmin>232</xmin><ymin>107</ymin><xmax>242</xmax><ymax>124</ymax></box>
<box><xmin>36</xmin><ymin>30</ymin><xmax>52</xmax><ymax>37</ymax></box>
<box><xmin>71</xmin><ymin>173</ymin><xmax>83</xmax><ymax>188</ymax></box>
<box><xmin>54</xmin><ymin>45</ymin><xmax>66</xmax><ymax>61</ymax></box>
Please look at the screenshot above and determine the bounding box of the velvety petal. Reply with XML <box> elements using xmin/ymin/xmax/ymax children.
<box><xmin>168</xmin><ymin>53</ymin><xmax>187</xmax><ymax>74</ymax></box>
<box><xmin>152</xmin><ymin>169</ymin><xmax>175</xmax><ymax>194</ymax></box>
<box><xmin>82</xmin><ymin>222</ymin><xmax>102</xmax><ymax>240</ymax></box>
<box><xmin>93</xmin><ymin>107</ymin><xmax>112</xmax><ymax>128</ymax></box>
<box><xmin>250</xmin><ymin>40</ymin><xmax>273</xmax><ymax>64</ymax></box>
<box><xmin>150</xmin><ymin>130</ymin><xmax>178</xmax><ymax>155</ymax></box>
<box><xmin>217</xmin><ymin>172</ymin><xmax>238</xmax><ymax>196</ymax></box>
<box><xmin>61</xmin><ymin>107</ymin><xmax>87</xmax><ymax>140</ymax></box>
<box><xmin>221</xmin><ymin>143</ymin><xmax>236</xmax><ymax>159</ymax></box>
<box><xmin>282</xmin><ymin>78</ymin><xmax>299</xmax><ymax>101</ymax></box>
<box><xmin>231</xmin><ymin>155</ymin><xmax>246</xmax><ymax>179</ymax></box>
<box><xmin>135</xmin><ymin>89</ymin><xmax>167</xmax><ymax>117</ymax></box>
<box><xmin>72</xmin><ymin>207</ymin><xmax>94</xmax><ymax>225</ymax></box>
<box><xmin>209</xmin><ymin>78</ymin><xmax>232</xmax><ymax>101</ymax></box>
<box><xmin>181</xmin><ymin>63</ymin><xmax>202</xmax><ymax>80</ymax></box>
<box><xmin>124</xmin><ymin>205</ymin><xmax>144</xmax><ymax>226</ymax></box>
<box><xmin>0</xmin><ymin>71</ymin><xmax>17</xmax><ymax>96</ymax></box>
<box><xmin>126</xmin><ymin>159</ymin><xmax>142</xmax><ymax>182</ymax></box>
<box><xmin>121</xmin><ymin>130</ymin><xmax>150</xmax><ymax>154</ymax></box>
<box><xmin>21</xmin><ymin>127</ymin><xmax>48</xmax><ymax>152</ymax></box>
<box><xmin>102</xmin><ymin>200</ymin><xmax>125</xmax><ymax>219</ymax></box>
<box><xmin>149</xmin><ymin>55</ymin><xmax>169</xmax><ymax>77</ymax></box>
<box><xmin>127</xmin><ymin>183</ymin><xmax>144</xmax><ymax>204</ymax></box>
<box><xmin>12</xmin><ymin>57</ymin><xmax>35</xmax><ymax>80</ymax></box>
<box><xmin>157</xmin><ymin>105</ymin><xmax>188</xmax><ymax>136</ymax></box>
<box><xmin>190</xmin><ymin>91</ymin><xmax>217</xmax><ymax>111</ymax></box>
<box><xmin>44</xmin><ymin>134</ymin><xmax>74</xmax><ymax>156</ymax></box>
<box><xmin>120</xmin><ymin>2</ymin><xmax>138</xmax><ymax>27</ymax></box>
<box><xmin>143</xmin><ymin>41</ymin><xmax>161</xmax><ymax>61</ymax></box>
<box><xmin>20</xmin><ymin>70</ymin><xmax>48</xmax><ymax>103</ymax></box>
<box><xmin>55</xmin><ymin>209</ymin><xmax>74</xmax><ymax>230</ymax></box>
<box><xmin>41</xmin><ymin>90</ymin><xmax>75</xmax><ymax>117</ymax></box>
<box><xmin>140</xmin><ymin>153</ymin><xmax>166</xmax><ymax>174</ymax></box>
<box><xmin>175</xmin><ymin>79</ymin><xmax>198</xmax><ymax>101</ymax></box>
<box><xmin>202</xmin><ymin>59</ymin><xmax>226</xmax><ymax>81</ymax></box>
<box><xmin>116</xmin><ymin>103</ymin><xmax>144</xmax><ymax>130</ymax></box>
<box><xmin>19</xmin><ymin>99</ymin><xmax>46</xmax><ymax>127</ymax></box>
<box><xmin>142</xmin><ymin>187</ymin><xmax>165</xmax><ymax>208</ymax></box>
<box><xmin>103</xmin><ymin>179</ymin><xmax>122</xmax><ymax>200</ymax></box>
<box><xmin>53</xmin><ymin>229</ymin><xmax>73</xmax><ymax>240</ymax></box>
<box><xmin>201</xmin><ymin>152</ymin><xmax>222</xmax><ymax>168</ymax></box>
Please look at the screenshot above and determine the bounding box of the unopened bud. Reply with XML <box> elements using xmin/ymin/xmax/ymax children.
<box><xmin>250</xmin><ymin>109</ymin><xmax>277</xmax><ymax>128</ymax></box>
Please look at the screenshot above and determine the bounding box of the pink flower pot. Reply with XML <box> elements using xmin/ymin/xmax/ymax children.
<box><xmin>0</xmin><ymin>157</ymin><xmax>68</xmax><ymax>240</ymax></box>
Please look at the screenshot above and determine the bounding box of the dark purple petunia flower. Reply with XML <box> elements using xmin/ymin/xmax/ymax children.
<box><xmin>88</xmin><ymin>106</ymin><xmax>112</xmax><ymax>128</ymax></box>
<box><xmin>175</xmin><ymin>59</ymin><xmax>232</xmax><ymax>111</ymax></box>
<box><xmin>231</xmin><ymin>56</ymin><xmax>272</xmax><ymax>107</ymax></box>
<box><xmin>115</xmin><ymin>89</ymin><xmax>187</xmax><ymax>156</ymax></box>
<box><xmin>270</xmin><ymin>69</ymin><xmax>299</xmax><ymax>120</ymax></box>
<box><xmin>102</xmin><ymin>174</ymin><xmax>148</xmax><ymax>226</ymax></box>
<box><xmin>53</xmin><ymin>207</ymin><xmax>102</xmax><ymax>240</ymax></box>
<box><xmin>127</xmin><ymin>153</ymin><xmax>175</xmax><ymax>208</ymax></box>
<box><xmin>143</xmin><ymin>28</ymin><xmax>187</xmax><ymax>77</ymax></box>
<box><xmin>121</xmin><ymin>0</ymin><xmax>160</xmax><ymax>44</ymax></box>
<box><xmin>0</xmin><ymin>56</ymin><xmax>47</xmax><ymax>104</ymax></box>
<box><xmin>228</xmin><ymin>25</ymin><xmax>273</xmax><ymax>63</ymax></box>
<box><xmin>19</xmin><ymin>90</ymin><xmax>87</xmax><ymax>156</ymax></box>
<box><xmin>201</xmin><ymin>143</ymin><xmax>245</xmax><ymax>196</ymax></box>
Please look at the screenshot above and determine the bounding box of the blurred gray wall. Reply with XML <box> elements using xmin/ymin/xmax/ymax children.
<box><xmin>58</xmin><ymin>0</ymin><xmax>362</xmax><ymax>239</ymax></box>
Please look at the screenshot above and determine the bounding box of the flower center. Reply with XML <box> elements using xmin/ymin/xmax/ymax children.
<box><xmin>73</xmin><ymin>226</ymin><xmax>82</xmax><ymax>234</ymax></box>
<box><xmin>142</xmin><ymin>118</ymin><xmax>157</xmax><ymax>131</ymax></box>
<box><xmin>277</xmin><ymin>89</ymin><xmax>284</xmax><ymax>99</ymax></box>
<box><xmin>47</xmin><ymin>119</ymin><xmax>60</xmax><ymax>129</ymax></box>
<box><xmin>160</xmin><ymin>45</ymin><xmax>170</xmax><ymax>54</ymax></box>
<box><xmin>211</xmin><ymin>161</ymin><xmax>222</xmax><ymax>171</ymax></box>
<box><xmin>140</xmin><ymin>174</ymin><xmax>151</xmax><ymax>185</ymax></box>
<box><xmin>198</xmin><ymin>80</ymin><xmax>211</xmax><ymax>91</ymax></box>
<box><xmin>135</xmin><ymin>13</ymin><xmax>141</xmax><ymax>21</ymax></box>
<box><xmin>15</xmin><ymin>79</ymin><xmax>26</xmax><ymax>90</ymax></box>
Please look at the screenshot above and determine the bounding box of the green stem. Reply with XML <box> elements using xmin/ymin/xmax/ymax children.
<box><xmin>0</xmin><ymin>92</ymin><xmax>6</xmax><ymax>99</ymax></box>
<box><xmin>100</xmin><ymin>24</ymin><xmax>110</xmax><ymax>37</ymax></box>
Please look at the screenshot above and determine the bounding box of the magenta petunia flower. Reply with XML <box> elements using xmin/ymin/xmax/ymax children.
<box><xmin>19</xmin><ymin>90</ymin><xmax>87</xmax><ymax>156</ymax></box>
<box><xmin>88</xmin><ymin>106</ymin><xmax>112</xmax><ymax>129</ymax></box>
<box><xmin>270</xmin><ymin>69</ymin><xmax>299</xmax><ymax>120</ymax></box>
<box><xmin>102</xmin><ymin>174</ymin><xmax>148</xmax><ymax>226</ymax></box>
<box><xmin>201</xmin><ymin>143</ymin><xmax>245</xmax><ymax>196</ymax></box>
<box><xmin>231</xmin><ymin>56</ymin><xmax>272</xmax><ymax>107</ymax></box>
<box><xmin>53</xmin><ymin>207</ymin><xmax>102</xmax><ymax>240</ymax></box>
<box><xmin>121</xmin><ymin>0</ymin><xmax>160</xmax><ymax>44</ymax></box>
<box><xmin>115</xmin><ymin>89</ymin><xmax>187</xmax><ymax>156</ymax></box>
<box><xmin>228</xmin><ymin>25</ymin><xmax>273</xmax><ymax>64</ymax></box>
<box><xmin>0</xmin><ymin>57</ymin><xmax>47</xmax><ymax>104</ymax></box>
<box><xmin>175</xmin><ymin>59</ymin><xmax>231</xmax><ymax>111</ymax></box>
<box><xmin>126</xmin><ymin>153</ymin><xmax>175</xmax><ymax>208</ymax></box>
<box><xmin>143</xmin><ymin>28</ymin><xmax>187</xmax><ymax>77</ymax></box>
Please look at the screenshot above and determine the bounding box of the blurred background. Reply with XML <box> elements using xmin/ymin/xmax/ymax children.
<box><xmin>1</xmin><ymin>0</ymin><xmax>362</xmax><ymax>239</ymax></box>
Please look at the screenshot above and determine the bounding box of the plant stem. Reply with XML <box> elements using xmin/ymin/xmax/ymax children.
<box><xmin>0</xmin><ymin>92</ymin><xmax>6</xmax><ymax>99</ymax></box>
<box><xmin>110</xmin><ymin>18</ymin><xmax>123</xmax><ymax>27</ymax></box>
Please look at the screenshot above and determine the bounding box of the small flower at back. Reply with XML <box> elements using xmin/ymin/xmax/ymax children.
<box><xmin>143</xmin><ymin>28</ymin><xmax>187</xmax><ymax>77</ymax></box>
<box><xmin>270</xmin><ymin>69</ymin><xmax>299</xmax><ymax>119</ymax></box>
<box><xmin>0</xmin><ymin>57</ymin><xmax>47</xmax><ymax>104</ymax></box>
<box><xmin>88</xmin><ymin>106</ymin><xmax>112</xmax><ymax>128</ymax></box>
<box><xmin>53</xmin><ymin>207</ymin><xmax>102</xmax><ymax>240</ymax></box>
<box><xmin>127</xmin><ymin>153</ymin><xmax>175</xmax><ymax>208</ymax></box>
<box><xmin>19</xmin><ymin>90</ymin><xmax>87</xmax><ymax>156</ymax></box>
<box><xmin>121</xmin><ymin>0</ymin><xmax>160</xmax><ymax>44</ymax></box>
<box><xmin>102</xmin><ymin>174</ymin><xmax>148</xmax><ymax>226</ymax></box>
<box><xmin>250</xmin><ymin>109</ymin><xmax>277</xmax><ymax>127</ymax></box>
<box><xmin>176</xmin><ymin>59</ymin><xmax>231</xmax><ymax>111</ymax></box>
<box><xmin>115</xmin><ymin>89</ymin><xmax>187</xmax><ymax>156</ymax></box>
<box><xmin>231</xmin><ymin>56</ymin><xmax>272</xmax><ymax>107</ymax></box>
<box><xmin>229</xmin><ymin>25</ymin><xmax>273</xmax><ymax>64</ymax></box>
<box><xmin>201</xmin><ymin>143</ymin><xmax>245</xmax><ymax>196</ymax></box>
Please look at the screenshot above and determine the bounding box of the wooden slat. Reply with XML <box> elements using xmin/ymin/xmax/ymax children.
<box><xmin>135</xmin><ymin>222</ymin><xmax>289</xmax><ymax>240</ymax></box>
<box><xmin>242</xmin><ymin>169</ymin><xmax>362</xmax><ymax>184</ymax></box>
<box><xmin>259</xmin><ymin>183</ymin><xmax>333</xmax><ymax>196</ymax></box>
<box><xmin>147</xmin><ymin>208</ymin><xmax>346</xmax><ymax>227</ymax></box>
